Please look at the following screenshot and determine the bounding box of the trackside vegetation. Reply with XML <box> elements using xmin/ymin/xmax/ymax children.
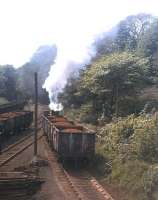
<box><xmin>96</xmin><ymin>114</ymin><xmax>158</xmax><ymax>200</ymax></box>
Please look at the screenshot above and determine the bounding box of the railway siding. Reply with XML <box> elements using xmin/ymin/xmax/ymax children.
<box><xmin>90</xmin><ymin>177</ymin><xmax>114</xmax><ymax>200</ymax></box>
<box><xmin>0</xmin><ymin>133</ymin><xmax>43</xmax><ymax>168</ymax></box>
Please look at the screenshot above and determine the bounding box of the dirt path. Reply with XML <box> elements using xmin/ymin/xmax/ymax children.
<box><xmin>31</xmin><ymin>138</ymin><xmax>68</xmax><ymax>200</ymax></box>
<box><xmin>0</xmin><ymin>133</ymin><xmax>70</xmax><ymax>199</ymax></box>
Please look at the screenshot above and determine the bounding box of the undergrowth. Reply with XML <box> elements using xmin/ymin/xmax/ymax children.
<box><xmin>95</xmin><ymin>113</ymin><xmax>158</xmax><ymax>200</ymax></box>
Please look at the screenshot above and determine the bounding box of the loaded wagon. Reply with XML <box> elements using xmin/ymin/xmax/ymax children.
<box><xmin>0</xmin><ymin>115</ymin><xmax>14</xmax><ymax>136</ymax></box>
<box><xmin>13</xmin><ymin>111</ymin><xmax>33</xmax><ymax>131</ymax></box>
<box><xmin>0</xmin><ymin>111</ymin><xmax>33</xmax><ymax>139</ymax></box>
<box><xmin>42</xmin><ymin>112</ymin><xmax>95</xmax><ymax>160</ymax></box>
<box><xmin>0</xmin><ymin>101</ymin><xmax>26</xmax><ymax>114</ymax></box>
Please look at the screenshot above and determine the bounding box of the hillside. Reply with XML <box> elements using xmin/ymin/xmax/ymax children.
<box><xmin>17</xmin><ymin>45</ymin><xmax>57</xmax><ymax>103</ymax></box>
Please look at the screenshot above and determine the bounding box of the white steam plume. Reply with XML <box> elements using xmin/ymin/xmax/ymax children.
<box><xmin>43</xmin><ymin>39</ymin><xmax>96</xmax><ymax>111</ymax></box>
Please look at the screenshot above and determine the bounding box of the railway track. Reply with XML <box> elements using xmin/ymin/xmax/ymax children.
<box><xmin>0</xmin><ymin>116</ymin><xmax>42</xmax><ymax>168</ymax></box>
<box><xmin>0</xmin><ymin>129</ymin><xmax>43</xmax><ymax>168</ymax></box>
<box><xmin>44</xmin><ymin>137</ymin><xmax>114</xmax><ymax>200</ymax></box>
<box><xmin>65</xmin><ymin>169</ymin><xmax>114</xmax><ymax>200</ymax></box>
<box><xmin>2</xmin><ymin>130</ymin><xmax>34</xmax><ymax>154</ymax></box>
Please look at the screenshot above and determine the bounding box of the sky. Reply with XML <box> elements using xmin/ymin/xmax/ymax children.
<box><xmin>0</xmin><ymin>0</ymin><xmax>157</xmax><ymax>68</ymax></box>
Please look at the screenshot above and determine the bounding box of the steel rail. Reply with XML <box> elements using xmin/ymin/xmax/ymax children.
<box><xmin>0</xmin><ymin>132</ymin><xmax>43</xmax><ymax>167</ymax></box>
<box><xmin>44</xmin><ymin>137</ymin><xmax>114</xmax><ymax>200</ymax></box>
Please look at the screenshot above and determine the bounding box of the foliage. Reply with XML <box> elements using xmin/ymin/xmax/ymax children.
<box><xmin>96</xmin><ymin>113</ymin><xmax>158</xmax><ymax>199</ymax></box>
<box><xmin>137</xmin><ymin>18</ymin><xmax>158</xmax><ymax>76</ymax></box>
<box><xmin>94</xmin><ymin>35</ymin><xmax>117</xmax><ymax>56</ymax></box>
<box><xmin>95</xmin><ymin>14</ymin><xmax>154</xmax><ymax>55</ymax></box>
<box><xmin>77</xmin><ymin>102</ymin><xmax>98</xmax><ymax>123</ymax></box>
<box><xmin>138</xmin><ymin>19</ymin><xmax>158</xmax><ymax>58</ymax></box>
<box><xmin>81</xmin><ymin>52</ymin><xmax>150</xmax><ymax>92</ymax></box>
<box><xmin>116</xmin><ymin>14</ymin><xmax>154</xmax><ymax>51</ymax></box>
<box><xmin>58</xmin><ymin>75</ymin><xmax>84</xmax><ymax>108</ymax></box>
<box><xmin>0</xmin><ymin>65</ymin><xmax>22</xmax><ymax>101</ymax></box>
<box><xmin>62</xmin><ymin>52</ymin><xmax>151</xmax><ymax>122</ymax></box>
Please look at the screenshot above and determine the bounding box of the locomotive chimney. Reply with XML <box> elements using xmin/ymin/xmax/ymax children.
<box><xmin>50</xmin><ymin>110</ymin><xmax>60</xmax><ymax>116</ymax></box>
<box><xmin>49</xmin><ymin>110</ymin><xmax>52</xmax><ymax>116</ymax></box>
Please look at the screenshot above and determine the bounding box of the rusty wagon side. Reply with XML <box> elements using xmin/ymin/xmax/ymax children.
<box><xmin>0</xmin><ymin>111</ymin><xmax>33</xmax><ymax>139</ymax></box>
<box><xmin>42</xmin><ymin>113</ymin><xmax>95</xmax><ymax>160</ymax></box>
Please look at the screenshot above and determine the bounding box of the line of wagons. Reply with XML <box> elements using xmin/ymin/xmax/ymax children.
<box><xmin>0</xmin><ymin>111</ymin><xmax>33</xmax><ymax>142</ymax></box>
<box><xmin>0</xmin><ymin>101</ymin><xmax>26</xmax><ymax>114</ymax></box>
<box><xmin>42</xmin><ymin>111</ymin><xmax>95</xmax><ymax>161</ymax></box>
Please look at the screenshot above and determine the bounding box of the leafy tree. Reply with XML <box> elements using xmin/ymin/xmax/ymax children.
<box><xmin>59</xmin><ymin>76</ymin><xmax>81</xmax><ymax>108</ymax></box>
<box><xmin>94</xmin><ymin>30</ymin><xmax>117</xmax><ymax>56</ymax></box>
<box><xmin>0</xmin><ymin>65</ymin><xmax>18</xmax><ymax>101</ymax></box>
<box><xmin>137</xmin><ymin>19</ymin><xmax>158</xmax><ymax>75</ymax></box>
<box><xmin>0</xmin><ymin>67</ymin><xmax>6</xmax><ymax>96</ymax></box>
<box><xmin>97</xmin><ymin>113</ymin><xmax>158</xmax><ymax>199</ymax></box>
<box><xmin>138</xmin><ymin>19</ymin><xmax>158</xmax><ymax>57</ymax></box>
<box><xmin>116</xmin><ymin>14</ymin><xmax>154</xmax><ymax>51</ymax></box>
<box><xmin>79</xmin><ymin>52</ymin><xmax>151</xmax><ymax>118</ymax></box>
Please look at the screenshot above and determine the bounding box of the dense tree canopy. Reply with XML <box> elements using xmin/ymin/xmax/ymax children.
<box><xmin>116</xmin><ymin>14</ymin><xmax>154</xmax><ymax>51</ymax></box>
<box><xmin>61</xmin><ymin>53</ymin><xmax>152</xmax><ymax>119</ymax></box>
<box><xmin>137</xmin><ymin>19</ymin><xmax>158</xmax><ymax>77</ymax></box>
<box><xmin>60</xmin><ymin>13</ymin><xmax>158</xmax><ymax>122</ymax></box>
<box><xmin>138</xmin><ymin>20</ymin><xmax>158</xmax><ymax>57</ymax></box>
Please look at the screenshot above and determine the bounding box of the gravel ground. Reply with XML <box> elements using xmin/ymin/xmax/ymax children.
<box><xmin>0</xmin><ymin>133</ymin><xmax>68</xmax><ymax>200</ymax></box>
<box><xmin>31</xmin><ymin>138</ymin><xmax>68</xmax><ymax>200</ymax></box>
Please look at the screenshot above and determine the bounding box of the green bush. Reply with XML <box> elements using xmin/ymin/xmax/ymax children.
<box><xmin>132</xmin><ymin>114</ymin><xmax>158</xmax><ymax>163</ymax></box>
<box><xmin>143</xmin><ymin>165</ymin><xmax>158</xmax><ymax>199</ymax></box>
<box><xmin>64</xmin><ymin>103</ymin><xmax>98</xmax><ymax>124</ymax></box>
<box><xmin>96</xmin><ymin>113</ymin><xmax>158</xmax><ymax>199</ymax></box>
<box><xmin>89</xmin><ymin>153</ymin><xmax>111</xmax><ymax>177</ymax></box>
<box><xmin>98</xmin><ymin>113</ymin><xmax>158</xmax><ymax>162</ymax></box>
<box><xmin>111</xmin><ymin>158</ymin><xmax>148</xmax><ymax>190</ymax></box>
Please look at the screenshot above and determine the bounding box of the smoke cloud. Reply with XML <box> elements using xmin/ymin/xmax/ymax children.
<box><xmin>43</xmin><ymin>38</ymin><xmax>96</xmax><ymax>110</ymax></box>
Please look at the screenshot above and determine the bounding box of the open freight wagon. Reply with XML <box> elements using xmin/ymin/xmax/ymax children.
<box><xmin>42</xmin><ymin>112</ymin><xmax>95</xmax><ymax>160</ymax></box>
<box><xmin>0</xmin><ymin>101</ymin><xmax>26</xmax><ymax>114</ymax></box>
<box><xmin>0</xmin><ymin>111</ymin><xmax>33</xmax><ymax>140</ymax></box>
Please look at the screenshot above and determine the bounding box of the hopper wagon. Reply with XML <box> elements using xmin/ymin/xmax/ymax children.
<box><xmin>42</xmin><ymin>111</ymin><xmax>95</xmax><ymax>160</ymax></box>
<box><xmin>0</xmin><ymin>101</ymin><xmax>26</xmax><ymax>114</ymax></box>
<box><xmin>0</xmin><ymin>111</ymin><xmax>33</xmax><ymax>142</ymax></box>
